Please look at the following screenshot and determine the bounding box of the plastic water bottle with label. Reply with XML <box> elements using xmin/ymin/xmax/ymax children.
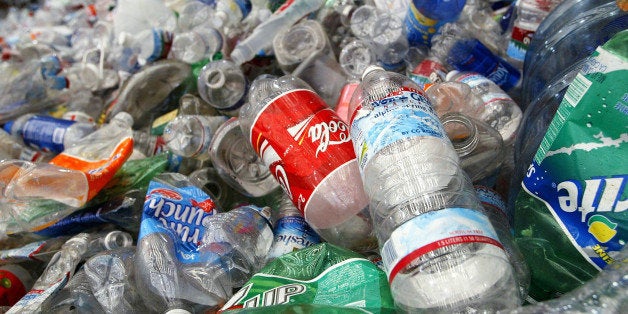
<box><xmin>348</xmin><ymin>65</ymin><xmax>520</xmax><ymax>312</ymax></box>
<box><xmin>239</xmin><ymin>74</ymin><xmax>377</xmax><ymax>253</ymax></box>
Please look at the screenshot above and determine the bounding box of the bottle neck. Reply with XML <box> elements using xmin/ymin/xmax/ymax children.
<box><xmin>441</xmin><ymin>113</ymin><xmax>479</xmax><ymax>157</ymax></box>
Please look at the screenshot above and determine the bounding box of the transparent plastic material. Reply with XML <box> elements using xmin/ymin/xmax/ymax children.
<box><xmin>521</xmin><ymin>0</ymin><xmax>627</xmax><ymax>107</ymax></box>
<box><xmin>349</xmin><ymin>66</ymin><xmax>519</xmax><ymax>312</ymax></box>
<box><xmin>84</xmin><ymin>247</ymin><xmax>146</xmax><ymax>313</ymax></box>
<box><xmin>370</xmin><ymin>12</ymin><xmax>409</xmax><ymax>71</ymax></box>
<box><xmin>170</xmin><ymin>27</ymin><xmax>223</xmax><ymax>64</ymax></box>
<box><xmin>273</xmin><ymin>20</ymin><xmax>331</xmax><ymax>73</ymax></box>
<box><xmin>197</xmin><ymin>60</ymin><xmax>247</xmax><ymax>116</ymax></box>
<box><xmin>229</xmin><ymin>0</ymin><xmax>325</xmax><ymax>65</ymax></box>
<box><xmin>208</xmin><ymin>118</ymin><xmax>280</xmax><ymax>198</ymax></box>
<box><xmin>339</xmin><ymin>39</ymin><xmax>378</xmax><ymax>79</ymax></box>
<box><xmin>163</xmin><ymin>115</ymin><xmax>228</xmax><ymax>161</ymax></box>
<box><xmin>41</xmin><ymin>268</ymin><xmax>105</xmax><ymax>313</ymax></box>
<box><xmin>441</xmin><ymin>113</ymin><xmax>504</xmax><ymax>183</ymax></box>
<box><xmin>103</xmin><ymin>60</ymin><xmax>191</xmax><ymax>128</ymax></box>
<box><xmin>0</xmin><ymin>160</ymin><xmax>88</xmax><ymax>236</ymax></box>
<box><xmin>349</xmin><ymin>5</ymin><xmax>379</xmax><ymax>40</ymax></box>
<box><xmin>239</xmin><ymin>75</ymin><xmax>376</xmax><ymax>252</ymax></box>
<box><xmin>446</xmin><ymin>71</ymin><xmax>523</xmax><ymax>145</ymax></box>
<box><xmin>136</xmin><ymin>175</ymin><xmax>273</xmax><ymax>313</ymax></box>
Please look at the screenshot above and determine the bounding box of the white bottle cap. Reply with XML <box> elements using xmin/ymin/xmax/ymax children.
<box><xmin>445</xmin><ymin>70</ymin><xmax>461</xmax><ymax>82</ymax></box>
<box><xmin>361</xmin><ymin>65</ymin><xmax>384</xmax><ymax>81</ymax></box>
<box><xmin>165</xmin><ymin>309</ymin><xmax>192</xmax><ymax>314</ymax></box>
<box><xmin>112</xmin><ymin>112</ymin><xmax>134</xmax><ymax>127</ymax></box>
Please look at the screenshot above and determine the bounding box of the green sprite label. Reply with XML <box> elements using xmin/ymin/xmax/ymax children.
<box><xmin>220</xmin><ymin>243</ymin><xmax>395</xmax><ymax>313</ymax></box>
<box><xmin>514</xmin><ymin>30</ymin><xmax>628</xmax><ymax>301</ymax></box>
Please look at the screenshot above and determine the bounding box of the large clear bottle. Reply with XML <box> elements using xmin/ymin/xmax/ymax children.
<box><xmin>239</xmin><ymin>74</ymin><xmax>376</xmax><ymax>253</ymax></box>
<box><xmin>348</xmin><ymin>65</ymin><xmax>519</xmax><ymax>312</ymax></box>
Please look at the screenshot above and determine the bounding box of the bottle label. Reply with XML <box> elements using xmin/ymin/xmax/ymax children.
<box><xmin>250</xmin><ymin>89</ymin><xmax>356</xmax><ymax>217</ymax></box>
<box><xmin>451</xmin><ymin>72</ymin><xmax>512</xmax><ymax>105</ymax></box>
<box><xmin>475</xmin><ymin>185</ymin><xmax>508</xmax><ymax>219</ymax></box>
<box><xmin>515</xmin><ymin>44</ymin><xmax>628</xmax><ymax>273</ymax></box>
<box><xmin>381</xmin><ymin>207</ymin><xmax>503</xmax><ymax>283</ymax></box>
<box><xmin>21</xmin><ymin>115</ymin><xmax>75</xmax><ymax>153</ymax></box>
<box><xmin>404</xmin><ymin>2</ymin><xmax>442</xmax><ymax>47</ymax></box>
<box><xmin>49</xmin><ymin>136</ymin><xmax>134</xmax><ymax>201</ymax></box>
<box><xmin>350</xmin><ymin>87</ymin><xmax>445</xmax><ymax>172</ymax></box>
<box><xmin>409</xmin><ymin>59</ymin><xmax>445</xmax><ymax>89</ymax></box>
<box><xmin>233</xmin><ymin>0</ymin><xmax>252</xmax><ymax>19</ymax></box>
<box><xmin>0</xmin><ymin>241</ymin><xmax>47</xmax><ymax>264</ymax></box>
<box><xmin>221</xmin><ymin>257</ymin><xmax>395</xmax><ymax>311</ymax></box>
<box><xmin>450</xmin><ymin>40</ymin><xmax>521</xmax><ymax>91</ymax></box>
<box><xmin>506</xmin><ymin>26</ymin><xmax>535</xmax><ymax>62</ymax></box>
<box><xmin>139</xmin><ymin>180</ymin><xmax>218</xmax><ymax>264</ymax></box>
<box><xmin>6</xmin><ymin>273</ymin><xmax>68</xmax><ymax>313</ymax></box>
<box><xmin>0</xmin><ymin>267</ymin><xmax>28</xmax><ymax>306</ymax></box>
<box><xmin>267</xmin><ymin>216</ymin><xmax>321</xmax><ymax>260</ymax></box>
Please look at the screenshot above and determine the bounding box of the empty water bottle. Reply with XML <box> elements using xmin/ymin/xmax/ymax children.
<box><xmin>369</xmin><ymin>12</ymin><xmax>409</xmax><ymax>71</ymax></box>
<box><xmin>349</xmin><ymin>65</ymin><xmax>519</xmax><ymax>312</ymax></box>
<box><xmin>170</xmin><ymin>27</ymin><xmax>223</xmax><ymax>65</ymax></box>
<box><xmin>404</xmin><ymin>0</ymin><xmax>467</xmax><ymax>47</ymax></box>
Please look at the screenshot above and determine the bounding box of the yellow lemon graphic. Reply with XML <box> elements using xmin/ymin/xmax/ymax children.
<box><xmin>587</xmin><ymin>215</ymin><xmax>618</xmax><ymax>243</ymax></box>
<box><xmin>588</xmin><ymin>221</ymin><xmax>617</xmax><ymax>243</ymax></box>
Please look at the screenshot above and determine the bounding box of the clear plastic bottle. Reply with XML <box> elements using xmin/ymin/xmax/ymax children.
<box><xmin>162</xmin><ymin>115</ymin><xmax>228</xmax><ymax>161</ymax></box>
<box><xmin>273</xmin><ymin>19</ymin><xmax>332</xmax><ymax>74</ymax></box>
<box><xmin>431</xmin><ymin>23</ymin><xmax>521</xmax><ymax>92</ymax></box>
<box><xmin>4</xmin><ymin>114</ymin><xmax>97</xmax><ymax>154</ymax></box>
<box><xmin>60</xmin><ymin>90</ymin><xmax>104</xmax><ymax>124</ymax></box>
<box><xmin>197</xmin><ymin>60</ymin><xmax>247</xmax><ymax>116</ymax></box>
<box><xmin>212</xmin><ymin>0</ymin><xmax>253</xmax><ymax>32</ymax></box>
<box><xmin>441</xmin><ymin>112</ymin><xmax>504</xmax><ymax>183</ymax></box>
<box><xmin>337</xmin><ymin>38</ymin><xmax>378</xmax><ymax>122</ymax></box>
<box><xmin>348</xmin><ymin>65</ymin><xmax>519</xmax><ymax>312</ymax></box>
<box><xmin>40</xmin><ymin>268</ymin><xmax>105</xmax><ymax>314</ymax></box>
<box><xmin>349</xmin><ymin>4</ymin><xmax>379</xmax><ymax>40</ymax></box>
<box><xmin>445</xmin><ymin>71</ymin><xmax>523</xmax><ymax>146</ymax></box>
<box><xmin>239</xmin><ymin>74</ymin><xmax>376</xmax><ymax>252</ymax></box>
<box><xmin>103</xmin><ymin>60</ymin><xmax>191</xmax><ymax>128</ymax></box>
<box><xmin>170</xmin><ymin>27</ymin><xmax>223</xmax><ymax>65</ymax></box>
<box><xmin>369</xmin><ymin>12</ymin><xmax>409</xmax><ymax>72</ymax></box>
<box><xmin>84</xmin><ymin>247</ymin><xmax>146</xmax><ymax>313</ymax></box>
<box><xmin>176</xmin><ymin>0</ymin><xmax>216</xmax><ymax>32</ymax></box>
<box><xmin>265</xmin><ymin>194</ymin><xmax>321</xmax><ymax>262</ymax></box>
<box><xmin>229</xmin><ymin>0</ymin><xmax>325</xmax><ymax>65</ymax></box>
<box><xmin>208</xmin><ymin>117</ymin><xmax>280</xmax><ymax>198</ymax></box>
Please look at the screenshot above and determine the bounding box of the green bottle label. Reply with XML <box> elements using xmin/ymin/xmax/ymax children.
<box><xmin>515</xmin><ymin>31</ymin><xmax>628</xmax><ymax>300</ymax></box>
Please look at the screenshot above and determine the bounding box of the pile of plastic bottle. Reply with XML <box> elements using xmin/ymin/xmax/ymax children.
<box><xmin>0</xmin><ymin>0</ymin><xmax>626</xmax><ymax>313</ymax></box>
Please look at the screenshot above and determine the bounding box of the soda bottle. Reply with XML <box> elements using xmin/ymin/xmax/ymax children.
<box><xmin>0</xmin><ymin>264</ymin><xmax>37</xmax><ymax>306</ymax></box>
<box><xmin>404</xmin><ymin>0</ymin><xmax>467</xmax><ymax>47</ymax></box>
<box><xmin>349</xmin><ymin>65</ymin><xmax>519</xmax><ymax>311</ymax></box>
<box><xmin>239</xmin><ymin>74</ymin><xmax>376</xmax><ymax>252</ymax></box>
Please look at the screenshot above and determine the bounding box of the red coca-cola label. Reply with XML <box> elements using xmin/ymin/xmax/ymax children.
<box><xmin>250</xmin><ymin>89</ymin><xmax>356</xmax><ymax>216</ymax></box>
<box><xmin>511</xmin><ymin>26</ymin><xmax>535</xmax><ymax>48</ymax></box>
<box><xmin>411</xmin><ymin>59</ymin><xmax>446</xmax><ymax>77</ymax></box>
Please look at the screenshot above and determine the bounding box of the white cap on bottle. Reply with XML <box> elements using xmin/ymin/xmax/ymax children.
<box><xmin>165</xmin><ymin>309</ymin><xmax>192</xmax><ymax>314</ymax></box>
<box><xmin>361</xmin><ymin>65</ymin><xmax>384</xmax><ymax>81</ymax></box>
<box><xmin>112</xmin><ymin>112</ymin><xmax>134</xmax><ymax>127</ymax></box>
<box><xmin>445</xmin><ymin>70</ymin><xmax>461</xmax><ymax>82</ymax></box>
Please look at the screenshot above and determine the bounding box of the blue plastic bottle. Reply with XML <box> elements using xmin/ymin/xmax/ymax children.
<box><xmin>404</xmin><ymin>0</ymin><xmax>467</xmax><ymax>47</ymax></box>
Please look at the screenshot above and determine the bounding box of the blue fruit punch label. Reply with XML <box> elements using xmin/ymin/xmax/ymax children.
<box><xmin>139</xmin><ymin>180</ymin><xmax>218</xmax><ymax>264</ymax></box>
